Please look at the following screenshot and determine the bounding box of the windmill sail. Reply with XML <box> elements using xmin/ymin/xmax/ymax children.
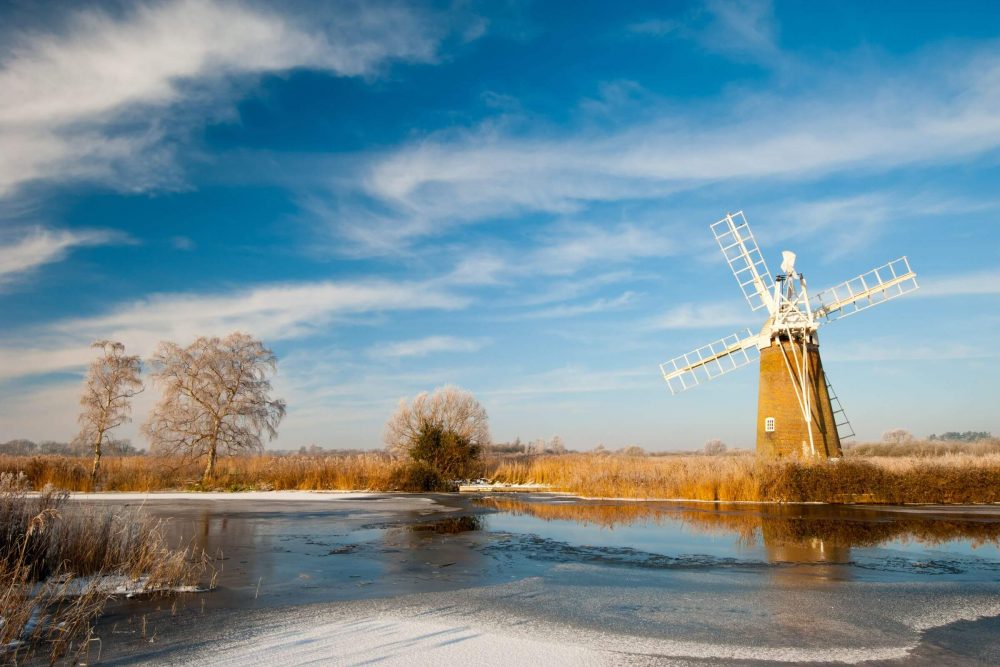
<box><xmin>660</xmin><ymin>328</ymin><xmax>765</xmax><ymax>394</ymax></box>
<box><xmin>811</xmin><ymin>257</ymin><xmax>918</xmax><ymax>323</ymax></box>
<box><xmin>711</xmin><ymin>212</ymin><xmax>776</xmax><ymax>314</ymax></box>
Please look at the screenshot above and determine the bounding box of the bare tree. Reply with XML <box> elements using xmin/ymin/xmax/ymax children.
<box><xmin>143</xmin><ymin>332</ymin><xmax>286</xmax><ymax>483</ymax></box>
<box><xmin>882</xmin><ymin>428</ymin><xmax>914</xmax><ymax>445</ymax></box>
<box><xmin>548</xmin><ymin>435</ymin><xmax>566</xmax><ymax>454</ymax></box>
<box><xmin>703</xmin><ymin>439</ymin><xmax>728</xmax><ymax>456</ymax></box>
<box><xmin>384</xmin><ymin>385</ymin><xmax>490</xmax><ymax>477</ymax></box>
<box><xmin>75</xmin><ymin>341</ymin><xmax>143</xmax><ymax>484</ymax></box>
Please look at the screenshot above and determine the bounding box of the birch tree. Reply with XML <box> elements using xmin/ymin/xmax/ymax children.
<box><xmin>143</xmin><ymin>332</ymin><xmax>286</xmax><ymax>483</ymax></box>
<box><xmin>76</xmin><ymin>340</ymin><xmax>143</xmax><ymax>484</ymax></box>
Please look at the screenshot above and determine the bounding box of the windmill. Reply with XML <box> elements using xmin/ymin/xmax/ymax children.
<box><xmin>660</xmin><ymin>211</ymin><xmax>919</xmax><ymax>458</ymax></box>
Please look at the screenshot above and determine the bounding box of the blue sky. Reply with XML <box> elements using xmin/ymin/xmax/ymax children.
<box><xmin>1</xmin><ymin>0</ymin><xmax>998</xmax><ymax>451</ymax></box>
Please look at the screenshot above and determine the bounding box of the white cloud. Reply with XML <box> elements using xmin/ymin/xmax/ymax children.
<box><xmin>918</xmin><ymin>270</ymin><xmax>1000</xmax><ymax>297</ymax></box>
<box><xmin>627</xmin><ymin>1</ymin><xmax>779</xmax><ymax>64</ymax></box>
<box><xmin>482</xmin><ymin>365</ymin><xmax>653</xmax><ymax>400</ymax></box>
<box><xmin>0</xmin><ymin>0</ymin><xmax>447</xmax><ymax>196</ymax></box>
<box><xmin>350</xmin><ymin>45</ymin><xmax>1000</xmax><ymax>248</ymax></box>
<box><xmin>518</xmin><ymin>291</ymin><xmax>636</xmax><ymax>319</ymax></box>
<box><xmin>0</xmin><ymin>227</ymin><xmax>120</xmax><ymax>286</ymax></box>
<box><xmin>441</xmin><ymin>222</ymin><xmax>674</xmax><ymax>291</ymax></box>
<box><xmin>369</xmin><ymin>335</ymin><xmax>489</xmax><ymax>359</ymax></box>
<box><xmin>0</xmin><ymin>380</ymin><xmax>81</xmax><ymax>442</ymax></box>
<box><xmin>651</xmin><ymin>302</ymin><xmax>755</xmax><ymax>330</ymax></box>
<box><xmin>700</xmin><ymin>0</ymin><xmax>780</xmax><ymax>63</ymax></box>
<box><xmin>529</xmin><ymin>223</ymin><xmax>674</xmax><ymax>276</ymax></box>
<box><xmin>0</xmin><ymin>278</ymin><xmax>468</xmax><ymax>381</ymax></box>
<box><xmin>824</xmin><ymin>340</ymin><xmax>996</xmax><ymax>363</ymax></box>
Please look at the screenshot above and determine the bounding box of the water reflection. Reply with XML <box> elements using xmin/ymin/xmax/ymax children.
<box><xmin>476</xmin><ymin>496</ymin><xmax>1000</xmax><ymax>567</ymax></box>
<box><xmin>410</xmin><ymin>515</ymin><xmax>483</xmax><ymax>534</ymax></box>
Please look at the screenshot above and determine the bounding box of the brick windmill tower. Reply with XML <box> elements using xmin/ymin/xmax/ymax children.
<box><xmin>660</xmin><ymin>211</ymin><xmax>919</xmax><ymax>458</ymax></box>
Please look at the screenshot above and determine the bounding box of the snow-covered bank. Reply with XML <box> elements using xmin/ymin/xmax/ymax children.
<box><xmin>201</xmin><ymin>616</ymin><xmax>607</xmax><ymax>667</ymax></box>
<box><xmin>65</xmin><ymin>490</ymin><xmax>383</xmax><ymax>502</ymax></box>
<box><xmin>163</xmin><ymin>593</ymin><xmax>922</xmax><ymax>666</ymax></box>
<box><xmin>65</xmin><ymin>490</ymin><xmax>462</xmax><ymax>516</ymax></box>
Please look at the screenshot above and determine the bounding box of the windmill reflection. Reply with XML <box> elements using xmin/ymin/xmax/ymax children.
<box><xmin>476</xmin><ymin>496</ymin><xmax>1000</xmax><ymax>572</ymax></box>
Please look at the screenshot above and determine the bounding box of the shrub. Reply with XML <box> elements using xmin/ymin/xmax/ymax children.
<box><xmin>384</xmin><ymin>385</ymin><xmax>490</xmax><ymax>480</ymax></box>
<box><xmin>388</xmin><ymin>461</ymin><xmax>446</xmax><ymax>492</ymax></box>
<box><xmin>408</xmin><ymin>424</ymin><xmax>481</xmax><ymax>479</ymax></box>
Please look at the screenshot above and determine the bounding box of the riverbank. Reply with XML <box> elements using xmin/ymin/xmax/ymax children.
<box><xmin>4</xmin><ymin>452</ymin><xmax>1000</xmax><ymax>504</ymax></box>
<box><xmin>0</xmin><ymin>475</ymin><xmax>203</xmax><ymax>664</ymax></box>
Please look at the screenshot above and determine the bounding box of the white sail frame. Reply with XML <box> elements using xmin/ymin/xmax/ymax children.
<box><xmin>660</xmin><ymin>328</ymin><xmax>764</xmax><ymax>395</ymax></box>
<box><xmin>710</xmin><ymin>211</ymin><xmax>776</xmax><ymax>314</ymax></box>
<box><xmin>811</xmin><ymin>257</ymin><xmax>918</xmax><ymax>323</ymax></box>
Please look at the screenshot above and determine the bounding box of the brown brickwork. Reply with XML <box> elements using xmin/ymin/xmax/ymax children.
<box><xmin>756</xmin><ymin>339</ymin><xmax>842</xmax><ymax>458</ymax></box>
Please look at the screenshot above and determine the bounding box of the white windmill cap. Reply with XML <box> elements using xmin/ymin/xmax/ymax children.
<box><xmin>780</xmin><ymin>250</ymin><xmax>797</xmax><ymax>274</ymax></box>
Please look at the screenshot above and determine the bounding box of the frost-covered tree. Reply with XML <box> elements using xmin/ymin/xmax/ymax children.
<box><xmin>75</xmin><ymin>341</ymin><xmax>143</xmax><ymax>484</ymax></box>
<box><xmin>703</xmin><ymin>439</ymin><xmax>727</xmax><ymax>455</ymax></box>
<box><xmin>548</xmin><ymin>435</ymin><xmax>566</xmax><ymax>454</ymax></box>
<box><xmin>881</xmin><ymin>428</ymin><xmax>914</xmax><ymax>445</ymax></box>
<box><xmin>143</xmin><ymin>332</ymin><xmax>286</xmax><ymax>483</ymax></box>
<box><xmin>384</xmin><ymin>385</ymin><xmax>490</xmax><ymax>478</ymax></box>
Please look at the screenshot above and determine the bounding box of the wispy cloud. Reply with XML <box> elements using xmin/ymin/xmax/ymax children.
<box><xmin>0</xmin><ymin>0</ymin><xmax>453</xmax><ymax>196</ymax></box>
<box><xmin>650</xmin><ymin>302</ymin><xmax>754</xmax><ymax>330</ymax></box>
<box><xmin>0</xmin><ymin>278</ymin><xmax>469</xmax><ymax>380</ymax></box>
<box><xmin>0</xmin><ymin>227</ymin><xmax>122</xmax><ymax>286</ymax></box>
<box><xmin>919</xmin><ymin>270</ymin><xmax>1000</xmax><ymax>297</ymax></box>
<box><xmin>518</xmin><ymin>291</ymin><xmax>636</xmax><ymax>319</ymax></box>
<box><xmin>442</xmin><ymin>222</ymin><xmax>674</xmax><ymax>289</ymax></box>
<box><xmin>825</xmin><ymin>340</ymin><xmax>997</xmax><ymax>363</ymax></box>
<box><xmin>700</xmin><ymin>0</ymin><xmax>780</xmax><ymax>64</ymax></box>
<box><xmin>626</xmin><ymin>0</ymin><xmax>779</xmax><ymax>65</ymax></box>
<box><xmin>345</xmin><ymin>43</ymin><xmax>1000</xmax><ymax>252</ymax></box>
<box><xmin>482</xmin><ymin>365</ymin><xmax>653</xmax><ymax>400</ymax></box>
<box><xmin>369</xmin><ymin>335</ymin><xmax>489</xmax><ymax>359</ymax></box>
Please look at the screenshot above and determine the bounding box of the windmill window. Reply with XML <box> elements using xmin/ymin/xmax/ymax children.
<box><xmin>765</xmin><ymin>417</ymin><xmax>775</xmax><ymax>432</ymax></box>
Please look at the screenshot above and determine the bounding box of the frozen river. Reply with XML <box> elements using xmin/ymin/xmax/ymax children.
<box><xmin>80</xmin><ymin>492</ymin><xmax>1000</xmax><ymax>665</ymax></box>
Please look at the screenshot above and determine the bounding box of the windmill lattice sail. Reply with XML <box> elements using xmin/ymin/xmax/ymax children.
<box><xmin>710</xmin><ymin>212</ymin><xmax>775</xmax><ymax>313</ymax></box>
<box><xmin>810</xmin><ymin>256</ymin><xmax>918</xmax><ymax>323</ymax></box>
<box><xmin>660</xmin><ymin>328</ymin><xmax>764</xmax><ymax>395</ymax></box>
<box><xmin>658</xmin><ymin>209</ymin><xmax>919</xmax><ymax>459</ymax></box>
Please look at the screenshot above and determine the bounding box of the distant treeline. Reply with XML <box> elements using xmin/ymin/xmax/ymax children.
<box><xmin>844</xmin><ymin>438</ymin><xmax>1000</xmax><ymax>458</ymax></box>
<box><xmin>928</xmin><ymin>431</ymin><xmax>992</xmax><ymax>442</ymax></box>
<box><xmin>0</xmin><ymin>439</ymin><xmax>142</xmax><ymax>457</ymax></box>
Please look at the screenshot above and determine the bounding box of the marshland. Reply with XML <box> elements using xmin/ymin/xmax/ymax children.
<box><xmin>4</xmin><ymin>1</ymin><xmax>1000</xmax><ymax>665</ymax></box>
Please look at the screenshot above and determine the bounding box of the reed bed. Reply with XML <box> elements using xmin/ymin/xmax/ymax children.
<box><xmin>0</xmin><ymin>452</ymin><xmax>412</xmax><ymax>492</ymax></box>
<box><xmin>1</xmin><ymin>473</ymin><xmax>206</xmax><ymax>664</ymax></box>
<box><xmin>844</xmin><ymin>439</ymin><xmax>1000</xmax><ymax>458</ymax></box>
<box><xmin>3</xmin><ymin>451</ymin><xmax>1000</xmax><ymax>504</ymax></box>
<box><xmin>490</xmin><ymin>453</ymin><xmax>1000</xmax><ymax>504</ymax></box>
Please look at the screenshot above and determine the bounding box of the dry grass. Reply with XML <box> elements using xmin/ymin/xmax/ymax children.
<box><xmin>0</xmin><ymin>452</ymin><xmax>413</xmax><ymax>493</ymax></box>
<box><xmin>1</xmin><ymin>473</ymin><xmax>207</xmax><ymax>664</ymax></box>
<box><xmin>844</xmin><ymin>438</ymin><xmax>1000</xmax><ymax>458</ymax></box>
<box><xmin>490</xmin><ymin>453</ymin><xmax>1000</xmax><ymax>504</ymax></box>
<box><xmin>3</xmin><ymin>450</ymin><xmax>1000</xmax><ymax>505</ymax></box>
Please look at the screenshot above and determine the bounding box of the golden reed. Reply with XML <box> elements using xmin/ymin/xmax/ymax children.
<box><xmin>3</xmin><ymin>451</ymin><xmax>1000</xmax><ymax>504</ymax></box>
